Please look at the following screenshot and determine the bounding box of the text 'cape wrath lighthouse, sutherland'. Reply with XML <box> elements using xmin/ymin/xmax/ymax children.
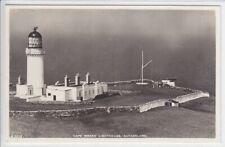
<box><xmin>16</xmin><ymin>27</ymin><xmax>108</xmax><ymax>102</ymax></box>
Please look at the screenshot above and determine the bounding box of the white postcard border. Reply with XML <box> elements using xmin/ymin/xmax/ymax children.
<box><xmin>1</xmin><ymin>1</ymin><xmax>225</xmax><ymax>147</ymax></box>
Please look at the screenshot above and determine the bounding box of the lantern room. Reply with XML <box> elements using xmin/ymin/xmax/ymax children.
<box><xmin>28</xmin><ymin>27</ymin><xmax>42</xmax><ymax>48</ymax></box>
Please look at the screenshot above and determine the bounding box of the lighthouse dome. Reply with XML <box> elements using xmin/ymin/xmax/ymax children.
<box><xmin>28</xmin><ymin>27</ymin><xmax>42</xmax><ymax>38</ymax></box>
<box><xmin>28</xmin><ymin>27</ymin><xmax>42</xmax><ymax>48</ymax></box>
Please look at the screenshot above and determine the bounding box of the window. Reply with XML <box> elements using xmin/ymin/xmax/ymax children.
<box><xmin>29</xmin><ymin>89</ymin><xmax>32</xmax><ymax>95</ymax></box>
<box><xmin>48</xmin><ymin>93</ymin><xmax>51</xmax><ymax>96</ymax></box>
<box><xmin>89</xmin><ymin>90</ymin><xmax>91</xmax><ymax>94</ymax></box>
<box><xmin>85</xmin><ymin>91</ymin><xmax>87</xmax><ymax>96</ymax></box>
<box><xmin>93</xmin><ymin>90</ymin><xmax>94</xmax><ymax>94</ymax></box>
<box><xmin>79</xmin><ymin>90</ymin><xmax>82</xmax><ymax>97</ymax></box>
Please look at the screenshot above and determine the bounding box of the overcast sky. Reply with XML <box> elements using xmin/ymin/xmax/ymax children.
<box><xmin>9</xmin><ymin>8</ymin><xmax>216</xmax><ymax>93</ymax></box>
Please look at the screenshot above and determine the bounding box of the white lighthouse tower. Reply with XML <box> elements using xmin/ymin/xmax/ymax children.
<box><xmin>16</xmin><ymin>27</ymin><xmax>46</xmax><ymax>98</ymax></box>
<box><xmin>26</xmin><ymin>27</ymin><xmax>46</xmax><ymax>96</ymax></box>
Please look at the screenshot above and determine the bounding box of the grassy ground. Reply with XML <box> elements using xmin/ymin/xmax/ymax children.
<box><xmin>10</xmin><ymin>105</ymin><xmax>215</xmax><ymax>138</ymax></box>
<box><xmin>180</xmin><ymin>96</ymin><xmax>215</xmax><ymax>113</ymax></box>
<box><xmin>10</xmin><ymin>96</ymin><xmax>215</xmax><ymax>138</ymax></box>
<box><xmin>10</xmin><ymin>84</ymin><xmax>189</xmax><ymax>111</ymax></box>
<box><xmin>9</xmin><ymin>83</ymin><xmax>215</xmax><ymax>138</ymax></box>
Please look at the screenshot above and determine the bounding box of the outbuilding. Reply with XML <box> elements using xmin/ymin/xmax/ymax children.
<box><xmin>161</xmin><ymin>78</ymin><xmax>176</xmax><ymax>87</ymax></box>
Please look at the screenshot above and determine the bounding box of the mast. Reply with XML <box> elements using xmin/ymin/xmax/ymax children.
<box><xmin>137</xmin><ymin>50</ymin><xmax>152</xmax><ymax>85</ymax></box>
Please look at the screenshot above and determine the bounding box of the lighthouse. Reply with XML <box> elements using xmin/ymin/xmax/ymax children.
<box><xmin>25</xmin><ymin>27</ymin><xmax>46</xmax><ymax>95</ymax></box>
<box><xmin>15</xmin><ymin>27</ymin><xmax>108</xmax><ymax>102</ymax></box>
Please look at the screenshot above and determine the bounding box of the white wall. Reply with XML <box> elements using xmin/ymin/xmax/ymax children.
<box><xmin>173</xmin><ymin>91</ymin><xmax>210</xmax><ymax>103</ymax></box>
<box><xmin>26</xmin><ymin>96</ymin><xmax>42</xmax><ymax>102</ymax></box>
<box><xmin>83</xmin><ymin>83</ymin><xmax>108</xmax><ymax>100</ymax></box>
<box><xmin>46</xmin><ymin>88</ymin><xmax>67</xmax><ymax>101</ymax></box>
<box><xmin>82</xmin><ymin>85</ymin><xmax>96</xmax><ymax>101</ymax></box>
<box><xmin>33</xmin><ymin>87</ymin><xmax>44</xmax><ymax>96</ymax></box>
<box><xmin>16</xmin><ymin>84</ymin><xmax>28</xmax><ymax>96</ymax></box>
<box><xmin>45</xmin><ymin>83</ymin><xmax>108</xmax><ymax>102</ymax></box>
<box><xmin>162</xmin><ymin>80</ymin><xmax>175</xmax><ymax>87</ymax></box>
<box><xmin>139</xmin><ymin>99</ymin><xmax>168</xmax><ymax>113</ymax></box>
<box><xmin>71</xmin><ymin>88</ymin><xmax>80</xmax><ymax>102</ymax></box>
<box><xmin>99</xmin><ymin>83</ymin><xmax>108</xmax><ymax>94</ymax></box>
<box><xmin>27</xmin><ymin>54</ymin><xmax>44</xmax><ymax>95</ymax></box>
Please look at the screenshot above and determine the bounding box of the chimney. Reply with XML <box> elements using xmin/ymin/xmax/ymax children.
<box><xmin>75</xmin><ymin>73</ymin><xmax>80</xmax><ymax>85</ymax></box>
<box><xmin>64</xmin><ymin>75</ymin><xmax>69</xmax><ymax>87</ymax></box>
<box><xmin>17</xmin><ymin>75</ymin><xmax>21</xmax><ymax>85</ymax></box>
<box><xmin>94</xmin><ymin>81</ymin><xmax>99</xmax><ymax>95</ymax></box>
<box><xmin>86</xmin><ymin>72</ymin><xmax>90</xmax><ymax>84</ymax></box>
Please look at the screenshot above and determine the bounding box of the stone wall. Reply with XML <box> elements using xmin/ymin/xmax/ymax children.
<box><xmin>10</xmin><ymin>106</ymin><xmax>139</xmax><ymax>119</ymax></box>
<box><xmin>108</xmin><ymin>89</ymin><xmax>141</xmax><ymax>95</ymax></box>
<box><xmin>107</xmin><ymin>79</ymin><xmax>154</xmax><ymax>85</ymax></box>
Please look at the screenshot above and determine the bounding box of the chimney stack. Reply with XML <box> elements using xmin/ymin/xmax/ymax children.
<box><xmin>75</xmin><ymin>73</ymin><xmax>80</xmax><ymax>85</ymax></box>
<box><xmin>64</xmin><ymin>75</ymin><xmax>69</xmax><ymax>87</ymax></box>
<box><xmin>86</xmin><ymin>72</ymin><xmax>90</xmax><ymax>84</ymax></box>
<box><xmin>17</xmin><ymin>75</ymin><xmax>21</xmax><ymax>85</ymax></box>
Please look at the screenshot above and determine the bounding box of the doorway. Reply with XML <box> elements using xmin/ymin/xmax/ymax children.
<box><xmin>53</xmin><ymin>95</ymin><xmax>56</xmax><ymax>101</ymax></box>
<box><xmin>29</xmin><ymin>89</ymin><xmax>33</xmax><ymax>95</ymax></box>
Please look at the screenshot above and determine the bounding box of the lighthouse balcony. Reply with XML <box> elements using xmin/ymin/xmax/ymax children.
<box><xmin>26</xmin><ymin>48</ymin><xmax>45</xmax><ymax>55</ymax></box>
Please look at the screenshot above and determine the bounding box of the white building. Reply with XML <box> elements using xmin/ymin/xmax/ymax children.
<box><xmin>45</xmin><ymin>73</ymin><xmax>108</xmax><ymax>102</ymax></box>
<box><xmin>161</xmin><ymin>78</ymin><xmax>176</xmax><ymax>87</ymax></box>
<box><xmin>16</xmin><ymin>27</ymin><xmax>108</xmax><ymax>102</ymax></box>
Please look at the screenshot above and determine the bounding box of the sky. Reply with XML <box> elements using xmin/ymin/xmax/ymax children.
<box><xmin>9</xmin><ymin>8</ymin><xmax>216</xmax><ymax>94</ymax></box>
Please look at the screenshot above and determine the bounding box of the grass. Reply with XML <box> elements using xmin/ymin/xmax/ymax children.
<box><xmin>10</xmin><ymin>95</ymin><xmax>216</xmax><ymax>138</ymax></box>
<box><xmin>10</xmin><ymin>106</ymin><xmax>215</xmax><ymax>138</ymax></box>
<box><xmin>9</xmin><ymin>83</ymin><xmax>215</xmax><ymax>138</ymax></box>
<box><xmin>10</xmin><ymin>83</ymin><xmax>189</xmax><ymax>111</ymax></box>
<box><xmin>180</xmin><ymin>96</ymin><xmax>215</xmax><ymax>113</ymax></box>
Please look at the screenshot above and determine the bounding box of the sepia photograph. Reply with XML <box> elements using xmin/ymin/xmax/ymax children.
<box><xmin>1</xmin><ymin>4</ymin><xmax>221</xmax><ymax>142</ymax></box>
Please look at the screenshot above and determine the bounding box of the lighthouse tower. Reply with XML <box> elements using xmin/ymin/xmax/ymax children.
<box><xmin>25</xmin><ymin>27</ymin><xmax>46</xmax><ymax>95</ymax></box>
